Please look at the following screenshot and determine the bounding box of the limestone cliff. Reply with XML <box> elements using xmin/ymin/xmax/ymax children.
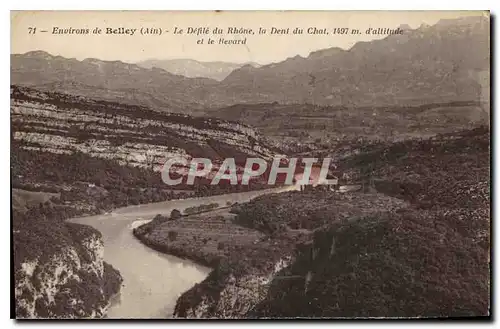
<box><xmin>14</xmin><ymin>216</ymin><xmax>122</xmax><ymax>319</ymax></box>
<box><xmin>11</xmin><ymin>85</ymin><xmax>276</xmax><ymax>171</ymax></box>
<box><xmin>173</xmin><ymin>256</ymin><xmax>293</xmax><ymax>318</ymax></box>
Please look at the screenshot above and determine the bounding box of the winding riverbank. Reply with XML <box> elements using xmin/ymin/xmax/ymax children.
<box><xmin>133</xmin><ymin>185</ymin><xmax>412</xmax><ymax>318</ymax></box>
<box><xmin>70</xmin><ymin>185</ymin><xmax>299</xmax><ymax>318</ymax></box>
<box><xmin>133</xmin><ymin>206</ymin><xmax>298</xmax><ymax>318</ymax></box>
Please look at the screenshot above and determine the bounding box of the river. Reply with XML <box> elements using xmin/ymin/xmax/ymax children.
<box><xmin>69</xmin><ymin>185</ymin><xmax>298</xmax><ymax>318</ymax></box>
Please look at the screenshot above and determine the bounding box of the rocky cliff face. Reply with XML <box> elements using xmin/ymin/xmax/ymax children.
<box><xmin>11</xmin><ymin>85</ymin><xmax>275</xmax><ymax>171</ymax></box>
<box><xmin>173</xmin><ymin>256</ymin><xmax>293</xmax><ymax>318</ymax></box>
<box><xmin>11</xmin><ymin>85</ymin><xmax>279</xmax><ymax>213</ymax></box>
<box><xmin>14</xmin><ymin>218</ymin><xmax>122</xmax><ymax>319</ymax></box>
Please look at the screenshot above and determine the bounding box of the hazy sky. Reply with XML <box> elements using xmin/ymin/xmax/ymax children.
<box><xmin>11</xmin><ymin>11</ymin><xmax>486</xmax><ymax>64</ymax></box>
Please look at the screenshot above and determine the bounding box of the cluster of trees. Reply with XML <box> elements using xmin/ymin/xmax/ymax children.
<box><xmin>184</xmin><ymin>203</ymin><xmax>220</xmax><ymax>215</ymax></box>
<box><xmin>251</xmin><ymin>207</ymin><xmax>489</xmax><ymax>317</ymax></box>
<box><xmin>233</xmin><ymin>191</ymin><xmax>337</xmax><ymax>236</ymax></box>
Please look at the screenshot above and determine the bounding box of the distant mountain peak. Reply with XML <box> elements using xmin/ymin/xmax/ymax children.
<box><xmin>136</xmin><ymin>58</ymin><xmax>259</xmax><ymax>81</ymax></box>
<box><xmin>399</xmin><ymin>24</ymin><xmax>413</xmax><ymax>31</ymax></box>
<box><xmin>238</xmin><ymin>63</ymin><xmax>256</xmax><ymax>70</ymax></box>
<box><xmin>436</xmin><ymin>14</ymin><xmax>488</xmax><ymax>27</ymax></box>
<box><xmin>22</xmin><ymin>50</ymin><xmax>54</xmax><ymax>59</ymax></box>
<box><xmin>82</xmin><ymin>57</ymin><xmax>103</xmax><ymax>63</ymax></box>
<box><xmin>308</xmin><ymin>47</ymin><xmax>345</xmax><ymax>59</ymax></box>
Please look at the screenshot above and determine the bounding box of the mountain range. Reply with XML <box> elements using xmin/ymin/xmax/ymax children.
<box><xmin>220</xmin><ymin>16</ymin><xmax>489</xmax><ymax>107</ymax></box>
<box><xmin>137</xmin><ymin>59</ymin><xmax>261</xmax><ymax>81</ymax></box>
<box><xmin>11</xmin><ymin>15</ymin><xmax>489</xmax><ymax>113</ymax></box>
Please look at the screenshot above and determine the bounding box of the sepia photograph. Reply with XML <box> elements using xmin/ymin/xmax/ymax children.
<box><xmin>10</xmin><ymin>10</ymin><xmax>491</xmax><ymax>319</ymax></box>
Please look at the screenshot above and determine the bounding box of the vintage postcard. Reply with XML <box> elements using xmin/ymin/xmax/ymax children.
<box><xmin>11</xmin><ymin>10</ymin><xmax>491</xmax><ymax>319</ymax></box>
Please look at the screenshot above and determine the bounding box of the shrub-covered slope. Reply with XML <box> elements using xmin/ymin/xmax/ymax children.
<box><xmin>248</xmin><ymin>127</ymin><xmax>490</xmax><ymax>318</ymax></box>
